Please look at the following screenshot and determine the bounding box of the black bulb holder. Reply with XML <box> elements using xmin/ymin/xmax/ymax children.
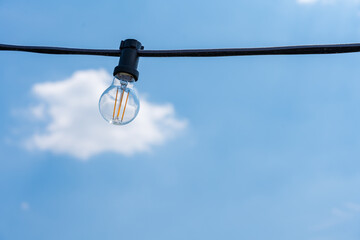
<box><xmin>113</xmin><ymin>39</ymin><xmax>143</xmax><ymax>81</ymax></box>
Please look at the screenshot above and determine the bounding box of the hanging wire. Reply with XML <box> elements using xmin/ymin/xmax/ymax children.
<box><xmin>0</xmin><ymin>44</ymin><xmax>121</xmax><ymax>56</ymax></box>
<box><xmin>2</xmin><ymin>43</ymin><xmax>360</xmax><ymax>57</ymax></box>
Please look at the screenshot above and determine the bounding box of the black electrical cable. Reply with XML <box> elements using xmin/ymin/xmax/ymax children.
<box><xmin>138</xmin><ymin>43</ymin><xmax>360</xmax><ymax>57</ymax></box>
<box><xmin>2</xmin><ymin>43</ymin><xmax>360</xmax><ymax>57</ymax></box>
<box><xmin>0</xmin><ymin>44</ymin><xmax>121</xmax><ymax>56</ymax></box>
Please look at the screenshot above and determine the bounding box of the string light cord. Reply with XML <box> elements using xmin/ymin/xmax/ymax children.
<box><xmin>2</xmin><ymin>43</ymin><xmax>360</xmax><ymax>57</ymax></box>
<box><xmin>3</xmin><ymin>39</ymin><xmax>360</xmax><ymax>125</ymax></box>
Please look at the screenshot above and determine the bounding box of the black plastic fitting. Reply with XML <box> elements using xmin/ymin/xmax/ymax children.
<box><xmin>113</xmin><ymin>39</ymin><xmax>143</xmax><ymax>81</ymax></box>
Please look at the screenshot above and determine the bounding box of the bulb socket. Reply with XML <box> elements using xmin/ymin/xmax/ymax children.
<box><xmin>113</xmin><ymin>39</ymin><xmax>143</xmax><ymax>81</ymax></box>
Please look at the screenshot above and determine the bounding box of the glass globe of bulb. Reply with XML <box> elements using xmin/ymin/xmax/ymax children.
<box><xmin>99</xmin><ymin>73</ymin><xmax>140</xmax><ymax>125</ymax></box>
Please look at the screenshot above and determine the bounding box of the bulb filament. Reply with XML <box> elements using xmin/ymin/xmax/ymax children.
<box><xmin>121</xmin><ymin>91</ymin><xmax>130</xmax><ymax>122</ymax></box>
<box><xmin>112</xmin><ymin>87</ymin><xmax>129</xmax><ymax>123</ymax></box>
<box><xmin>112</xmin><ymin>88</ymin><xmax>119</xmax><ymax>119</ymax></box>
<box><xmin>116</xmin><ymin>88</ymin><xmax>125</xmax><ymax>120</ymax></box>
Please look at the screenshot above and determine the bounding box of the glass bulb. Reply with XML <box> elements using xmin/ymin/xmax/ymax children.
<box><xmin>99</xmin><ymin>73</ymin><xmax>140</xmax><ymax>125</ymax></box>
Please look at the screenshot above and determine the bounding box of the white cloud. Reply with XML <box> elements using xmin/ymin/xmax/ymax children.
<box><xmin>297</xmin><ymin>0</ymin><xmax>317</xmax><ymax>4</ymax></box>
<box><xmin>297</xmin><ymin>0</ymin><xmax>360</xmax><ymax>4</ymax></box>
<box><xmin>331</xmin><ymin>207</ymin><xmax>348</xmax><ymax>218</ymax></box>
<box><xmin>24</xmin><ymin>69</ymin><xmax>187</xmax><ymax>160</ymax></box>
<box><xmin>346</xmin><ymin>202</ymin><xmax>360</xmax><ymax>212</ymax></box>
<box><xmin>313</xmin><ymin>202</ymin><xmax>360</xmax><ymax>230</ymax></box>
<box><xmin>20</xmin><ymin>201</ymin><xmax>29</xmax><ymax>211</ymax></box>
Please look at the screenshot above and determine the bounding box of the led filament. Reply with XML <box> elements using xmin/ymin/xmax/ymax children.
<box><xmin>99</xmin><ymin>73</ymin><xmax>140</xmax><ymax>125</ymax></box>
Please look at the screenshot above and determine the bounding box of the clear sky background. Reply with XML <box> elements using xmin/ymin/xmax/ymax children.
<box><xmin>1</xmin><ymin>0</ymin><xmax>360</xmax><ymax>239</ymax></box>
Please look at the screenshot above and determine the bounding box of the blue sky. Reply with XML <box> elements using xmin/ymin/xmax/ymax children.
<box><xmin>1</xmin><ymin>0</ymin><xmax>360</xmax><ymax>239</ymax></box>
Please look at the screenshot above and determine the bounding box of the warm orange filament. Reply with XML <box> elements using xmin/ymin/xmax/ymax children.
<box><xmin>121</xmin><ymin>91</ymin><xmax>130</xmax><ymax>122</ymax></box>
<box><xmin>116</xmin><ymin>89</ymin><xmax>125</xmax><ymax>119</ymax></box>
<box><xmin>112</xmin><ymin>88</ymin><xmax>119</xmax><ymax>119</ymax></box>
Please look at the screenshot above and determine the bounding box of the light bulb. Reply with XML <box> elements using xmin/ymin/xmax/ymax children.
<box><xmin>99</xmin><ymin>73</ymin><xmax>140</xmax><ymax>125</ymax></box>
